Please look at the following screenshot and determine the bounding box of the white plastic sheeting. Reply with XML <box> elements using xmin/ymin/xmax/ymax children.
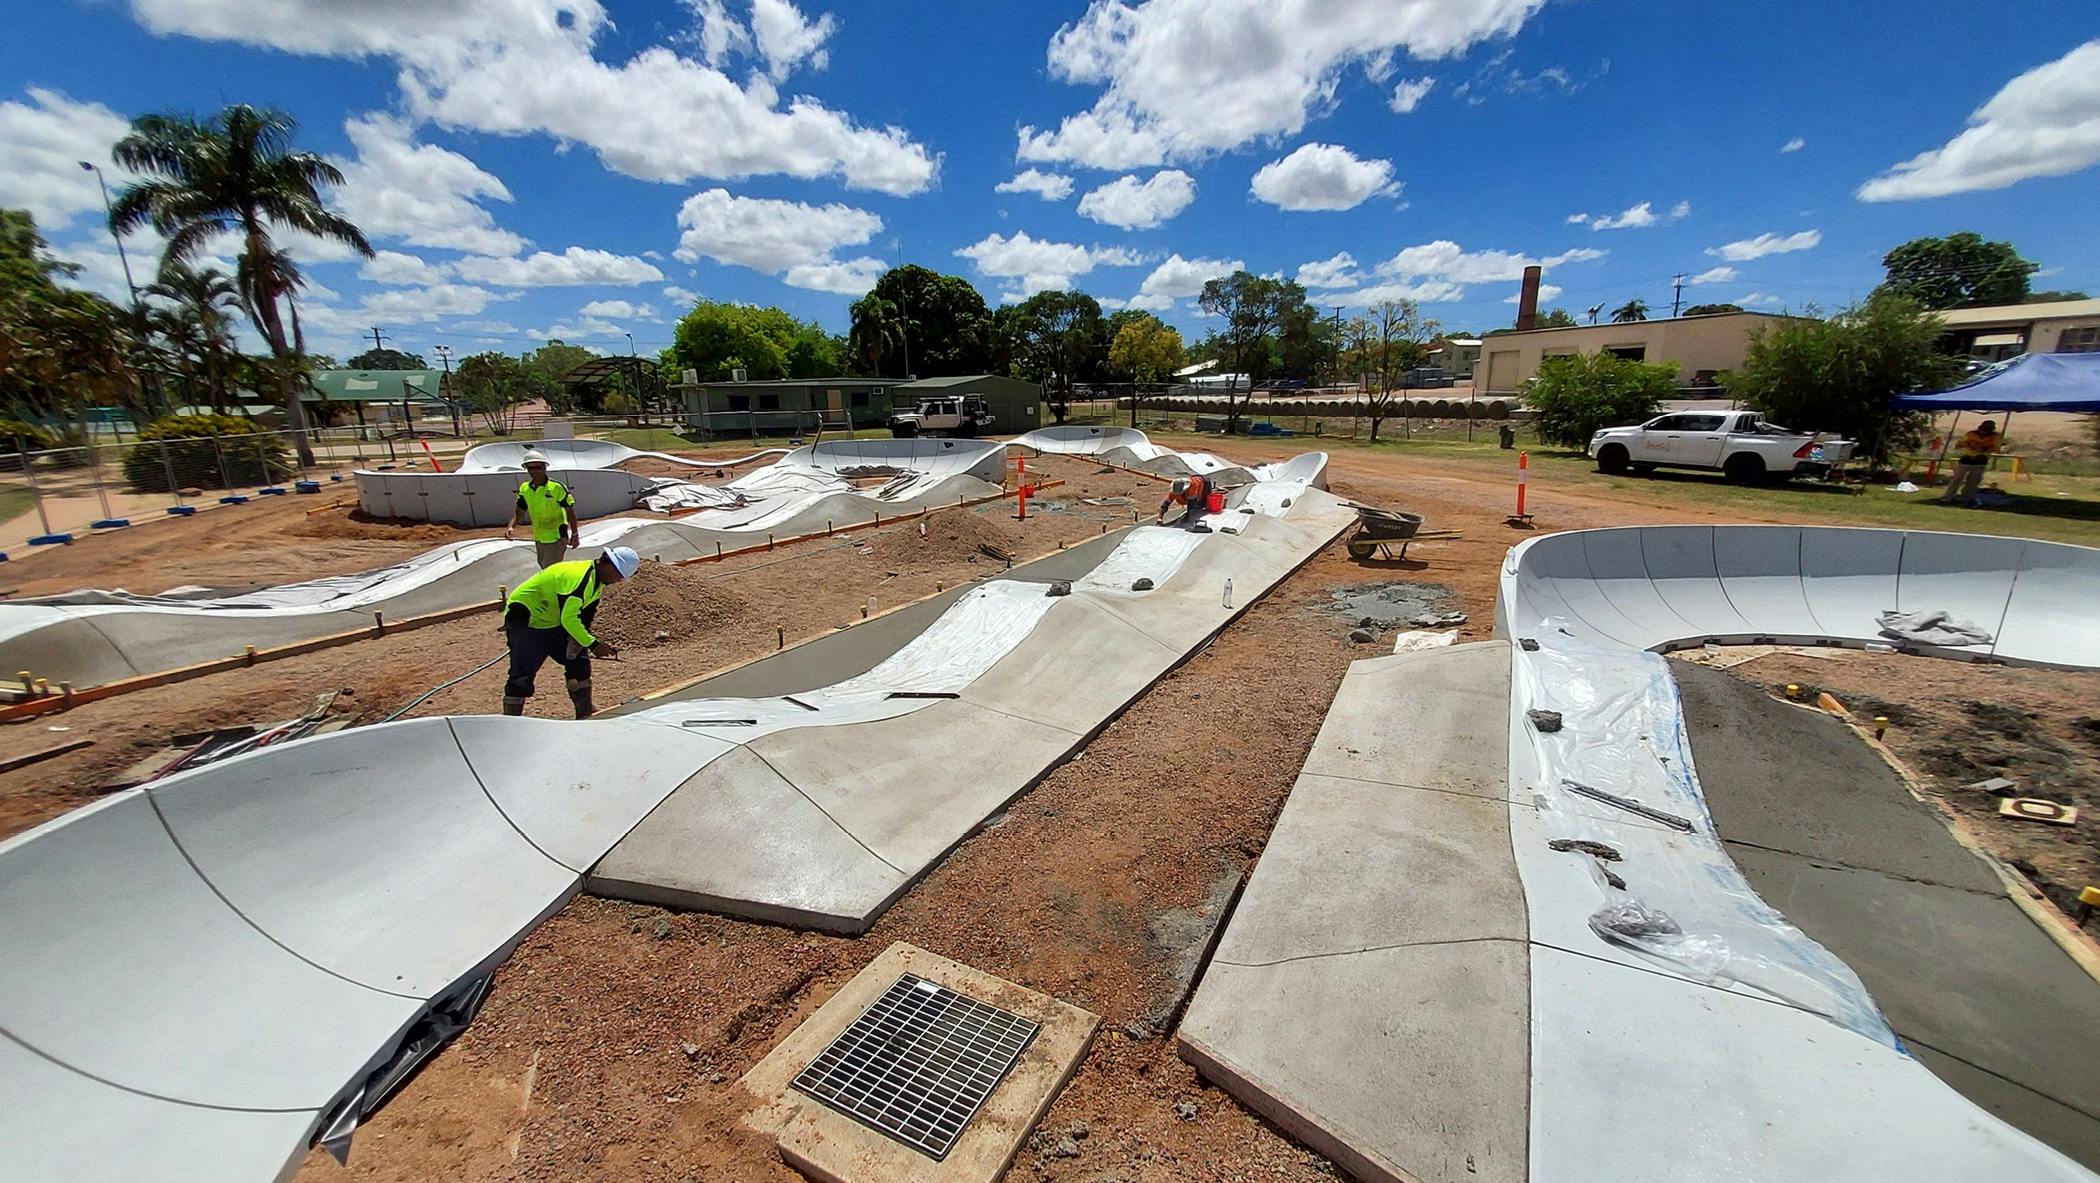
<box><xmin>455</xmin><ymin>438</ymin><xmax>788</xmax><ymax>473</ymax></box>
<box><xmin>0</xmin><ymin>436</ymin><xmax>1346</xmax><ymax>1183</ymax></box>
<box><xmin>1499</xmin><ymin>525</ymin><xmax>2100</xmax><ymax>1182</ymax></box>
<box><xmin>1012</xmin><ymin>425</ymin><xmax>1329</xmax><ymax>490</ymax></box>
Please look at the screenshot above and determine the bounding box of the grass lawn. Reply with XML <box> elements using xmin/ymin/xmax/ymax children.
<box><xmin>1148</xmin><ymin>425</ymin><xmax>2100</xmax><ymax>548</ymax></box>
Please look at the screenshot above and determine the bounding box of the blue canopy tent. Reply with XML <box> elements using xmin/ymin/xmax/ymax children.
<box><xmin>1892</xmin><ymin>352</ymin><xmax>2100</xmax><ymax>412</ymax></box>
<box><xmin>1892</xmin><ymin>352</ymin><xmax>2100</xmax><ymax>482</ymax></box>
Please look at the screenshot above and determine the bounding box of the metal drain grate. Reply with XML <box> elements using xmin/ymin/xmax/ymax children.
<box><xmin>790</xmin><ymin>973</ymin><xmax>1039</xmax><ymax>1160</ymax></box>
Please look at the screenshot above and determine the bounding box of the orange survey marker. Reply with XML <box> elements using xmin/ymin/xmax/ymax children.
<box><xmin>1507</xmin><ymin>451</ymin><xmax>1534</xmax><ymax>526</ymax></box>
<box><xmin>418</xmin><ymin>438</ymin><xmax>444</xmax><ymax>472</ymax></box>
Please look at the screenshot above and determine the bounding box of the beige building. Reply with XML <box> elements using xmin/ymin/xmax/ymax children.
<box><xmin>1934</xmin><ymin>298</ymin><xmax>2100</xmax><ymax>362</ymax></box>
<box><xmin>1475</xmin><ymin>311</ymin><xmax>1797</xmax><ymax>394</ymax></box>
<box><xmin>1429</xmin><ymin>337</ymin><xmax>1481</xmax><ymax>379</ymax></box>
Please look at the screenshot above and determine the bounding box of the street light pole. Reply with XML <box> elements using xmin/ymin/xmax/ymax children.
<box><xmin>79</xmin><ymin>162</ymin><xmax>140</xmax><ymax>308</ymax></box>
<box><xmin>433</xmin><ymin>344</ymin><xmax>461</xmax><ymax>436</ymax></box>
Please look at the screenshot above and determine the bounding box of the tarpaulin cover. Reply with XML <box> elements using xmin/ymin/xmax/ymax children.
<box><xmin>1890</xmin><ymin>352</ymin><xmax>2100</xmax><ymax>412</ymax></box>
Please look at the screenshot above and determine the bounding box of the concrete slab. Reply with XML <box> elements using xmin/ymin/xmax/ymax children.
<box><xmin>1529</xmin><ymin>944</ymin><xmax>2091</xmax><ymax>1183</ymax></box>
<box><xmin>741</xmin><ymin>942</ymin><xmax>1098</xmax><ymax>1183</ymax></box>
<box><xmin>0</xmin><ymin>1034</ymin><xmax>321</xmax><ymax>1183</ymax></box>
<box><xmin>448</xmin><ymin>715</ymin><xmax>736</xmax><ymax>871</ymax></box>
<box><xmin>1671</xmin><ymin>660</ymin><xmax>2000</xmax><ymax>891</ymax></box>
<box><xmin>750</xmin><ymin>699</ymin><xmax>1083</xmax><ymax>874</ymax></box>
<box><xmin>1298</xmin><ymin>641</ymin><xmax>1511</xmax><ymax>798</ymax></box>
<box><xmin>958</xmin><ymin>596</ymin><xmax>1177</xmax><ymax>736</ymax></box>
<box><xmin>585</xmin><ymin>746</ymin><xmax>909</xmax><ymax>932</ymax></box>
<box><xmin>0</xmin><ymin>793</ymin><xmax>421</xmax><ymax>1110</ymax></box>
<box><xmin>1210</xmin><ymin>774</ymin><xmax>1526</xmax><ymax>967</ymax></box>
<box><xmin>1910</xmin><ymin>1043</ymin><xmax>2100</xmax><ymax>1172</ymax></box>
<box><xmin>1729</xmin><ymin>845</ymin><xmax>2100</xmax><ymax>1153</ymax></box>
<box><xmin>148</xmin><ymin>719</ymin><xmax>578</xmax><ymax>998</ymax></box>
<box><xmin>1180</xmin><ymin>942</ymin><xmax>1529</xmax><ymax>1183</ymax></box>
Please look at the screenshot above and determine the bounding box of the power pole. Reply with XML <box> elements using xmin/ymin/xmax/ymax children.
<box><xmin>369</xmin><ymin>326</ymin><xmax>390</xmax><ymax>357</ymax></box>
<box><xmin>1330</xmin><ymin>305</ymin><xmax>1344</xmax><ymax>390</ymax></box>
<box><xmin>1671</xmin><ymin>275</ymin><xmax>1685</xmax><ymax>319</ymax></box>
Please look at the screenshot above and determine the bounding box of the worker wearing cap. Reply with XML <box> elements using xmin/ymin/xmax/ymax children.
<box><xmin>506</xmin><ymin>449</ymin><xmax>578</xmax><ymax>568</ymax></box>
<box><xmin>1156</xmin><ymin>472</ymin><xmax>1212</xmax><ymax>528</ymax></box>
<box><xmin>1939</xmin><ymin>420</ymin><xmax>2002</xmax><ymax>508</ymax></box>
<box><xmin>500</xmin><ymin>546</ymin><xmax>639</xmax><ymax>718</ymax></box>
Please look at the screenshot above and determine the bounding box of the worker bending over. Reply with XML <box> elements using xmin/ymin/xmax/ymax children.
<box><xmin>1939</xmin><ymin>420</ymin><xmax>2002</xmax><ymax>508</ymax></box>
<box><xmin>501</xmin><ymin>546</ymin><xmax>639</xmax><ymax>718</ymax></box>
<box><xmin>1156</xmin><ymin>473</ymin><xmax>1213</xmax><ymax>528</ymax></box>
<box><xmin>506</xmin><ymin>449</ymin><xmax>579</xmax><ymax>567</ymax></box>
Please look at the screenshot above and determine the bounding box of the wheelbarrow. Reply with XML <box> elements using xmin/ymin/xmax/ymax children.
<box><xmin>1344</xmin><ymin>505</ymin><xmax>1459</xmax><ymax>560</ymax></box>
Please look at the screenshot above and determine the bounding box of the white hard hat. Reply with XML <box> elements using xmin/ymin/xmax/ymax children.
<box><xmin>520</xmin><ymin>449</ymin><xmax>549</xmax><ymax>467</ymax></box>
<box><xmin>1170</xmin><ymin>478</ymin><xmax>1190</xmax><ymax>495</ymax></box>
<box><xmin>605</xmin><ymin>546</ymin><xmax>640</xmax><ymax>579</ymax></box>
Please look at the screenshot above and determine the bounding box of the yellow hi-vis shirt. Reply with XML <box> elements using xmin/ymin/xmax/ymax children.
<box><xmin>516</xmin><ymin>478</ymin><xmax>575</xmax><ymax>543</ymax></box>
<box><xmin>505</xmin><ymin>559</ymin><xmax>602</xmax><ymax>648</ymax></box>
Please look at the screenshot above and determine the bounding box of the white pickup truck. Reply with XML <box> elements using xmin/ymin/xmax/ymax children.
<box><xmin>1589</xmin><ymin>410</ymin><xmax>1853</xmax><ymax>482</ymax></box>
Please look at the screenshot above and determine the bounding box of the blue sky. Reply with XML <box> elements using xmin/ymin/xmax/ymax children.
<box><xmin>5</xmin><ymin>1</ymin><xmax>2097</xmax><ymax>360</ymax></box>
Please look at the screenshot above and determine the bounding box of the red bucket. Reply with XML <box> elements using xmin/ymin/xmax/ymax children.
<box><xmin>1205</xmin><ymin>490</ymin><xmax>1227</xmax><ymax>513</ymax></box>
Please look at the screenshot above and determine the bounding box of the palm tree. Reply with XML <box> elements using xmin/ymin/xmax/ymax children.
<box><xmin>847</xmin><ymin>293</ymin><xmax>906</xmax><ymax>376</ymax></box>
<box><xmin>1610</xmin><ymin>298</ymin><xmax>1650</xmax><ymax>323</ymax></box>
<box><xmin>110</xmin><ymin>105</ymin><xmax>372</xmax><ymax>463</ymax></box>
<box><xmin>145</xmin><ymin>261</ymin><xmax>240</xmax><ymax>411</ymax></box>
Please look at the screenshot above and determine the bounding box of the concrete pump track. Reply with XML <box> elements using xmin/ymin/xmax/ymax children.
<box><xmin>0</xmin><ymin>429</ymin><xmax>1351</xmax><ymax>1181</ymax></box>
<box><xmin>6</xmin><ymin>425</ymin><xmax>2098</xmax><ymax>1182</ymax></box>
<box><xmin>1181</xmin><ymin>523</ymin><xmax>2100</xmax><ymax>1183</ymax></box>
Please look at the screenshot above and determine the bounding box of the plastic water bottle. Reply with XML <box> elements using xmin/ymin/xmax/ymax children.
<box><xmin>1222</xmin><ymin>578</ymin><xmax>1233</xmax><ymax>608</ymax></box>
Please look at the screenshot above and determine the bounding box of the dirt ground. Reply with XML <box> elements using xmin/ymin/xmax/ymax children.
<box><xmin>0</xmin><ymin>456</ymin><xmax>1152</xmax><ymax>840</ymax></box>
<box><xmin>8</xmin><ymin>436</ymin><xmax>2097</xmax><ymax>1181</ymax></box>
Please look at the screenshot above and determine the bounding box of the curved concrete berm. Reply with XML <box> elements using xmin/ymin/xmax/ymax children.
<box><xmin>357</xmin><ymin>436</ymin><xmax>1006</xmax><ymax>527</ymax></box>
<box><xmin>1012</xmin><ymin>424</ymin><xmax>1323</xmax><ymax>488</ymax></box>
<box><xmin>1182</xmin><ymin>525</ymin><xmax>2100</xmax><ymax>1183</ymax></box>
<box><xmin>0</xmin><ymin>437</ymin><xmax>1348</xmax><ymax>1182</ymax></box>
<box><xmin>0</xmin><ymin>441</ymin><xmax>1011</xmax><ymax>691</ymax></box>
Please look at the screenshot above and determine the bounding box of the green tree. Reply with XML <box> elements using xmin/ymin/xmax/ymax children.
<box><xmin>1875</xmin><ymin>232</ymin><xmax>2035</xmax><ymax>310</ymax></box>
<box><xmin>1726</xmin><ymin>293</ymin><xmax>1961</xmax><ymax>464</ymax></box>
<box><xmin>345</xmin><ymin>347</ymin><xmax>426</xmax><ymax>370</ymax></box>
<box><xmin>1536</xmin><ymin>307</ymin><xmax>1579</xmax><ymax>328</ymax></box>
<box><xmin>1526</xmin><ymin>351</ymin><xmax>1679</xmax><ymax>448</ymax></box>
<box><xmin>1681</xmin><ymin>303</ymin><xmax>1745</xmax><ymax>316</ymax></box>
<box><xmin>1197</xmin><ymin>270</ymin><xmax>1302</xmax><ymax>430</ymax></box>
<box><xmin>111</xmin><ymin>104</ymin><xmax>373</xmax><ymax>463</ymax></box>
<box><xmin>1366</xmin><ymin>299</ymin><xmax>1439</xmax><ymax>442</ymax></box>
<box><xmin>522</xmin><ymin>339</ymin><xmax>594</xmax><ymax>413</ymax></box>
<box><xmin>848</xmin><ymin>265</ymin><xmax>992</xmax><ymax>378</ymax></box>
<box><xmin>0</xmin><ymin>209</ymin><xmax>137</xmax><ymax>422</ymax></box>
<box><xmin>670</xmin><ymin>300</ymin><xmax>821</xmax><ymax>382</ymax></box>
<box><xmin>1609</xmin><ymin>298</ymin><xmax>1649</xmax><ymax>323</ymax></box>
<box><xmin>452</xmin><ymin>351</ymin><xmax>534</xmax><ymax>434</ymax></box>
<box><xmin>1107</xmin><ymin>312</ymin><xmax>1184</xmax><ymax>427</ymax></box>
<box><xmin>1009</xmin><ymin>290</ymin><xmax>1103</xmax><ymax>423</ymax></box>
<box><xmin>2026</xmin><ymin>290</ymin><xmax>2089</xmax><ymax>304</ymax></box>
<box><xmin>145</xmin><ymin>260</ymin><xmax>241</xmax><ymax>411</ymax></box>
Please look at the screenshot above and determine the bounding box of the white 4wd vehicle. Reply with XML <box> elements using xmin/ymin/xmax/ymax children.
<box><xmin>888</xmin><ymin>395</ymin><xmax>995</xmax><ymax>438</ymax></box>
<box><xmin>1589</xmin><ymin>410</ymin><xmax>1853</xmax><ymax>482</ymax></box>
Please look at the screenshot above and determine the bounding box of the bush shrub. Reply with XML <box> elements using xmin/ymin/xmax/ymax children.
<box><xmin>122</xmin><ymin>414</ymin><xmax>292</xmax><ymax>492</ymax></box>
<box><xmin>1525</xmin><ymin>352</ymin><xmax>1679</xmax><ymax>448</ymax></box>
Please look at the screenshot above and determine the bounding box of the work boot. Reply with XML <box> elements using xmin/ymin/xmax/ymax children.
<box><xmin>566</xmin><ymin>678</ymin><xmax>594</xmax><ymax>719</ymax></box>
<box><xmin>502</xmin><ymin>697</ymin><xmax>526</xmax><ymax>717</ymax></box>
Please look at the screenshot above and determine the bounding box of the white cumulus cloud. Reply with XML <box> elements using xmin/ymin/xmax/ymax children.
<box><xmin>1389</xmin><ymin>77</ymin><xmax>1435</xmax><ymax>114</ymax></box>
<box><xmin>1503</xmin><ymin>283</ymin><xmax>1561</xmax><ymax>303</ymax></box>
<box><xmin>1738</xmin><ymin>292</ymin><xmax>1786</xmax><ymax>308</ymax></box>
<box><xmin>1706</xmin><ymin>229</ymin><xmax>1821</xmax><ymax>262</ymax></box>
<box><xmin>454</xmin><ymin>246</ymin><xmax>664</xmax><ymax>286</ymax></box>
<box><xmin>1858</xmin><ymin>40</ymin><xmax>2100</xmax><ymax>201</ymax></box>
<box><xmin>1780</xmin><ymin>136</ymin><xmax>1806</xmax><ymax>153</ymax></box>
<box><xmin>662</xmin><ymin>285</ymin><xmax>700</xmax><ymax>303</ymax></box>
<box><xmin>953</xmin><ymin>229</ymin><xmax>1145</xmax><ymax>297</ymax></box>
<box><xmin>671</xmin><ymin>187</ymin><xmax>885</xmax><ymax>294</ymax></box>
<box><xmin>1295</xmin><ymin>251</ymin><xmax>1363</xmax><ymax>289</ymax></box>
<box><xmin>1249</xmin><ymin>142</ymin><xmax>1398</xmax><ymax>211</ymax></box>
<box><xmin>1310</xmin><ymin>239</ymin><xmax>1604</xmax><ymax>306</ymax></box>
<box><xmin>329</xmin><ymin>113</ymin><xmax>526</xmax><ymax>258</ymax></box>
<box><xmin>1687</xmin><ymin>265</ymin><xmax>1738</xmax><ymax>285</ymax></box>
<box><xmin>1127</xmin><ymin>253</ymin><xmax>1243</xmax><ymax>311</ymax></box>
<box><xmin>995</xmin><ymin>168</ymin><xmax>1075</xmax><ymax>201</ymax></box>
<box><xmin>125</xmin><ymin>0</ymin><xmax>939</xmax><ymax>195</ymax></box>
<box><xmin>1017</xmin><ymin>0</ymin><xmax>1544</xmax><ymax>167</ymax></box>
<box><xmin>0</xmin><ymin>88</ymin><xmax>138</xmax><ymax>231</ymax></box>
<box><xmin>1075</xmin><ymin>169</ymin><xmax>1197</xmax><ymax>229</ymax></box>
<box><xmin>577</xmin><ymin>298</ymin><xmax>657</xmax><ymax>320</ymax></box>
<box><xmin>1566</xmin><ymin>199</ymin><xmax>1688</xmax><ymax>231</ymax></box>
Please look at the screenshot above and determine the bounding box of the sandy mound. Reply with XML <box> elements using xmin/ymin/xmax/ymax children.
<box><xmin>593</xmin><ymin>562</ymin><xmax>750</xmax><ymax>649</ymax></box>
<box><xmin>857</xmin><ymin>507</ymin><xmax>1026</xmax><ymax>574</ymax></box>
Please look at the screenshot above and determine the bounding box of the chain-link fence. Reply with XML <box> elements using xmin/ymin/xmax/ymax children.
<box><xmin>0</xmin><ymin>425</ymin><xmax>430</xmax><ymax>550</ymax></box>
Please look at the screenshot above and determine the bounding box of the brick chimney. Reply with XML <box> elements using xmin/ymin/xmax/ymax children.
<box><xmin>1514</xmin><ymin>265</ymin><xmax>1542</xmax><ymax>331</ymax></box>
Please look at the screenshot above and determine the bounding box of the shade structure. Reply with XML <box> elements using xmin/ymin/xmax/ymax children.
<box><xmin>1891</xmin><ymin>352</ymin><xmax>2100</xmax><ymax>413</ymax></box>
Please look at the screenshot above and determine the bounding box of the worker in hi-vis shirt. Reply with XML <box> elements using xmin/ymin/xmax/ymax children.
<box><xmin>506</xmin><ymin>449</ymin><xmax>579</xmax><ymax>567</ymax></box>
<box><xmin>499</xmin><ymin>547</ymin><xmax>639</xmax><ymax>718</ymax></box>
